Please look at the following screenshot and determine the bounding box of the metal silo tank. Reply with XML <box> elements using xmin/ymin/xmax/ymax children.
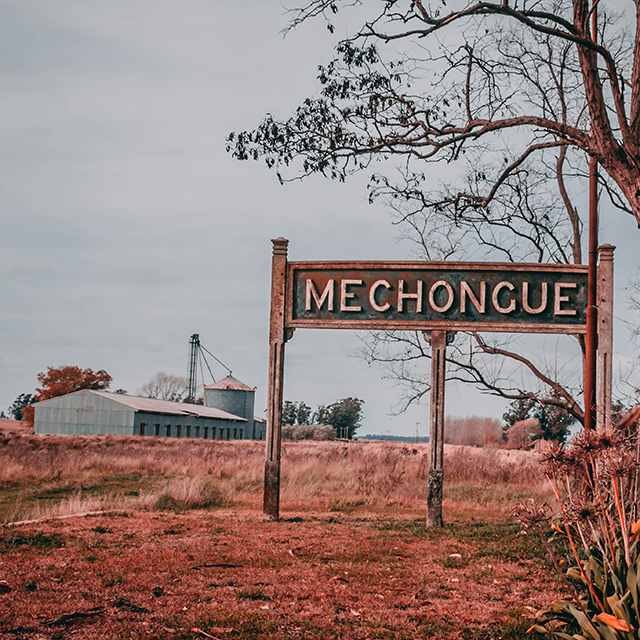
<box><xmin>204</xmin><ymin>375</ymin><xmax>255</xmax><ymax>438</ymax></box>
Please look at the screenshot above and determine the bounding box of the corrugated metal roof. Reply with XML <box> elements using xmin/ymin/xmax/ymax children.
<box><xmin>204</xmin><ymin>375</ymin><xmax>254</xmax><ymax>391</ymax></box>
<box><xmin>39</xmin><ymin>390</ymin><xmax>247</xmax><ymax>421</ymax></box>
<box><xmin>93</xmin><ymin>391</ymin><xmax>247</xmax><ymax>420</ymax></box>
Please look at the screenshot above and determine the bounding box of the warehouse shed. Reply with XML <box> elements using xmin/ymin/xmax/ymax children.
<box><xmin>33</xmin><ymin>390</ymin><xmax>249</xmax><ymax>439</ymax></box>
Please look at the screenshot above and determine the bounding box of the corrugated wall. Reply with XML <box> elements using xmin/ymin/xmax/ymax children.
<box><xmin>204</xmin><ymin>388</ymin><xmax>255</xmax><ymax>438</ymax></box>
<box><xmin>34</xmin><ymin>391</ymin><xmax>135</xmax><ymax>436</ymax></box>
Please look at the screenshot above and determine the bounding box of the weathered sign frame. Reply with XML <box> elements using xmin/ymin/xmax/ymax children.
<box><xmin>287</xmin><ymin>261</ymin><xmax>589</xmax><ymax>334</ymax></box>
<box><xmin>263</xmin><ymin>238</ymin><xmax>614</xmax><ymax>523</ymax></box>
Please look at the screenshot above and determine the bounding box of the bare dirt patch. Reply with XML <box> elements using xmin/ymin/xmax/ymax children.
<box><xmin>0</xmin><ymin>509</ymin><xmax>566</xmax><ymax>639</ymax></box>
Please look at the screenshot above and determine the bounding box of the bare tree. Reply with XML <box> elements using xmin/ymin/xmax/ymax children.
<box><xmin>138</xmin><ymin>372</ymin><xmax>188</xmax><ymax>403</ymax></box>
<box><xmin>227</xmin><ymin>0</ymin><xmax>638</xmax><ymax>423</ymax></box>
<box><xmin>230</xmin><ymin>0</ymin><xmax>639</xmax><ymax>223</ymax></box>
<box><xmin>359</xmin><ymin>326</ymin><xmax>584</xmax><ymax>423</ymax></box>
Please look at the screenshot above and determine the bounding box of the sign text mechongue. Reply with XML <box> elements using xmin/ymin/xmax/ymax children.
<box><xmin>287</xmin><ymin>262</ymin><xmax>588</xmax><ymax>334</ymax></box>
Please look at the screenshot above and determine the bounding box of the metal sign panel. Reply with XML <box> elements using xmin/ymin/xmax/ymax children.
<box><xmin>286</xmin><ymin>261</ymin><xmax>588</xmax><ymax>334</ymax></box>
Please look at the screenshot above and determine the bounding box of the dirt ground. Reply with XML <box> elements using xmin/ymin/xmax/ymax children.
<box><xmin>0</xmin><ymin>505</ymin><xmax>564</xmax><ymax>640</ymax></box>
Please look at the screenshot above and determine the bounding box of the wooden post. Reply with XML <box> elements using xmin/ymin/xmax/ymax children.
<box><xmin>263</xmin><ymin>237</ymin><xmax>288</xmax><ymax>520</ymax></box>
<box><xmin>597</xmin><ymin>244</ymin><xmax>615</xmax><ymax>428</ymax></box>
<box><xmin>427</xmin><ymin>330</ymin><xmax>446</xmax><ymax>527</ymax></box>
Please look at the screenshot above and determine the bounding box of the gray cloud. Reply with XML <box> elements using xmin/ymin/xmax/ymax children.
<box><xmin>1</xmin><ymin>0</ymin><xmax>636</xmax><ymax>434</ymax></box>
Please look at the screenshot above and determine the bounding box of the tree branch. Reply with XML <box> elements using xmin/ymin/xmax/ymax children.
<box><xmin>471</xmin><ymin>332</ymin><xmax>584</xmax><ymax>422</ymax></box>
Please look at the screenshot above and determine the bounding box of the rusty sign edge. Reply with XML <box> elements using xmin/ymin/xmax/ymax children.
<box><xmin>287</xmin><ymin>260</ymin><xmax>589</xmax><ymax>272</ymax></box>
<box><xmin>286</xmin><ymin>319</ymin><xmax>587</xmax><ymax>334</ymax></box>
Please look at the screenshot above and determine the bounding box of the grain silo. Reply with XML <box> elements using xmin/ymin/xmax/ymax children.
<box><xmin>204</xmin><ymin>375</ymin><xmax>261</xmax><ymax>439</ymax></box>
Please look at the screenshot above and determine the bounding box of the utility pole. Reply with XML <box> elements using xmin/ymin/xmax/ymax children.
<box><xmin>584</xmin><ymin>0</ymin><xmax>598</xmax><ymax>431</ymax></box>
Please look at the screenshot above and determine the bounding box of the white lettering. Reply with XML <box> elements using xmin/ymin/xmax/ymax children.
<box><xmin>369</xmin><ymin>280</ymin><xmax>392</xmax><ymax>312</ymax></box>
<box><xmin>460</xmin><ymin>281</ymin><xmax>486</xmax><ymax>313</ymax></box>
<box><xmin>305</xmin><ymin>279</ymin><xmax>334</xmax><ymax>311</ymax></box>
<box><xmin>522</xmin><ymin>282</ymin><xmax>547</xmax><ymax>314</ymax></box>
<box><xmin>492</xmin><ymin>282</ymin><xmax>516</xmax><ymax>314</ymax></box>
<box><xmin>398</xmin><ymin>280</ymin><xmax>423</xmax><ymax>313</ymax></box>
<box><xmin>429</xmin><ymin>280</ymin><xmax>454</xmax><ymax>313</ymax></box>
<box><xmin>554</xmin><ymin>282</ymin><xmax>577</xmax><ymax>316</ymax></box>
<box><xmin>340</xmin><ymin>279</ymin><xmax>363</xmax><ymax>312</ymax></box>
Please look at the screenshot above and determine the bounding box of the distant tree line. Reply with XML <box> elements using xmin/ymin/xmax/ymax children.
<box><xmin>443</xmin><ymin>400</ymin><xmax>576</xmax><ymax>449</ymax></box>
<box><xmin>282</xmin><ymin>397</ymin><xmax>364</xmax><ymax>440</ymax></box>
<box><xmin>358</xmin><ymin>434</ymin><xmax>429</xmax><ymax>443</ymax></box>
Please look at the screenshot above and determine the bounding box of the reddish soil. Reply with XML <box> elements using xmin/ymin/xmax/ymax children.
<box><xmin>0</xmin><ymin>507</ymin><xmax>563</xmax><ymax>640</ymax></box>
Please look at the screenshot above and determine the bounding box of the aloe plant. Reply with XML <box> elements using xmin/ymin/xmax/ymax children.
<box><xmin>515</xmin><ymin>408</ymin><xmax>640</xmax><ymax>638</ymax></box>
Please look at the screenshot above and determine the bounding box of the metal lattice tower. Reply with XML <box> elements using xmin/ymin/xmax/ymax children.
<box><xmin>187</xmin><ymin>334</ymin><xmax>200</xmax><ymax>404</ymax></box>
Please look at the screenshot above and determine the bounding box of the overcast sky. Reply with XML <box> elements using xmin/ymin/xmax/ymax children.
<box><xmin>1</xmin><ymin>1</ymin><xmax>638</xmax><ymax>436</ymax></box>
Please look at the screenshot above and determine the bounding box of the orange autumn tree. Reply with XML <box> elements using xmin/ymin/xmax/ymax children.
<box><xmin>23</xmin><ymin>365</ymin><xmax>112</xmax><ymax>427</ymax></box>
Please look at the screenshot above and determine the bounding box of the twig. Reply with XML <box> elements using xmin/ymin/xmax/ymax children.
<box><xmin>192</xmin><ymin>628</ymin><xmax>222</xmax><ymax>640</ymax></box>
<box><xmin>41</xmin><ymin>607</ymin><xmax>103</xmax><ymax>627</ymax></box>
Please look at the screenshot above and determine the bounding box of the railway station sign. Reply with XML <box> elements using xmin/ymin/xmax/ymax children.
<box><xmin>264</xmin><ymin>239</ymin><xmax>605</xmax><ymax>524</ymax></box>
<box><xmin>287</xmin><ymin>261</ymin><xmax>588</xmax><ymax>334</ymax></box>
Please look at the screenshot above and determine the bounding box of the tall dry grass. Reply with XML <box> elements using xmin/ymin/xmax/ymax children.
<box><xmin>0</xmin><ymin>431</ymin><xmax>549</xmax><ymax>522</ymax></box>
<box><xmin>279</xmin><ymin>440</ymin><xmax>546</xmax><ymax>511</ymax></box>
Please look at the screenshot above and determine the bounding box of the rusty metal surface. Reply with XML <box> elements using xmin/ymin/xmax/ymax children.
<box><xmin>584</xmin><ymin>157</ymin><xmax>599</xmax><ymax>430</ymax></box>
<box><xmin>286</xmin><ymin>261</ymin><xmax>588</xmax><ymax>334</ymax></box>
<box><xmin>205</xmin><ymin>375</ymin><xmax>254</xmax><ymax>391</ymax></box>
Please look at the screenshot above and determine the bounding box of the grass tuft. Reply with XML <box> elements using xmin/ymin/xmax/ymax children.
<box><xmin>0</xmin><ymin>530</ymin><xmax>65</xmax><ymax>552</ymax></box>
<box><xmin>236</xmin><ymin>586</ymin><xmax>269</xmax><ymax>600</ymax></box>
<box><xmin>149</xmin><ymin>476</ymin><xmax>224</xmax><ymax>513</ymax></box>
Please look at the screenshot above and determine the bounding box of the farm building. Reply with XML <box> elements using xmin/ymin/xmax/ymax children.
<box><xmin>33</xmin><ymin>389</ymin><xmax>257</xmax><ymax>439</ymax></box>
<box><xmin>205</xmin><ymin>374</ymin><xmax>266</xmax><ymax>440</ymax></box>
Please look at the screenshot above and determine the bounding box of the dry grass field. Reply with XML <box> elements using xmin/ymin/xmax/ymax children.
<box><xmin>0</xmin><ymin>430</ymin><xmax>565</xmax><ymax>639</ymax></box>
